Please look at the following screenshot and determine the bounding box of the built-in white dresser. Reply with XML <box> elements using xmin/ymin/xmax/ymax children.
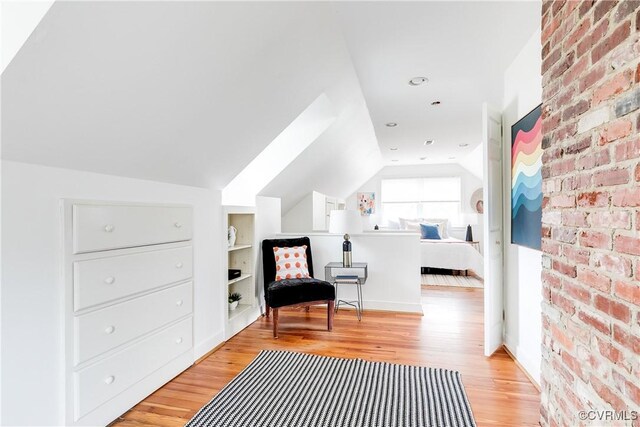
<box><xmin>62</xmin><ymin>201</ymin><xmax>195</xmax><ymax>426</ymax></box>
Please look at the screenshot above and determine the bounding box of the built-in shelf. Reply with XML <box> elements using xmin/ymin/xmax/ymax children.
<box><xmin>228</xmin><ymin>303</ymin><xmax>252</xmax><ymax>320</ymax></box>
<box><xmin>228</xmin><ymin>244</ymin><xmax>252</xmax><ymax>252</ymax></box>
<box><xmin>228</xmin><ymin>273</ymin><xmax>252</xmax><ymax>286</ymax></box>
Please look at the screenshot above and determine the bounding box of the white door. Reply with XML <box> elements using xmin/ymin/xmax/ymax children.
<box><xmin>482</xmin><ymin>103</ymin><xmax>504</xmax><ymax>356</ymax></box>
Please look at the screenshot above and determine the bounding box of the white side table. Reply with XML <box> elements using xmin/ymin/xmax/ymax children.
<box><xmin>324</xmin><ymin>262</ymin><xmax>368</xmax><ymax>321</ymax></box>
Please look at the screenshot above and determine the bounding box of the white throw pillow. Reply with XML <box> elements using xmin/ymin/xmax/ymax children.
<box><xmin>273</xmin><ymin>246</ymin><xmax>310</xmax><ymax>281</ymax></box>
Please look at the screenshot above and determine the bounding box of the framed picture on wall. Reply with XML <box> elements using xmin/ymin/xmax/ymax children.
<box><xmin>357</xmin><ymin>192</ymin><xmax>375</xmax><ymax>216</ymax></box>
<box><xmin>511</xmin><ymin>104</ymin><xmax>542</xmax><ymax>250</ymax></box>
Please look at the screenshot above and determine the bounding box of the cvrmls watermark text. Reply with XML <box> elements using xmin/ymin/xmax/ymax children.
<box><xmin>578</xmin><ymin>410</ymin><xmax>638</xmax><ymax>422</ymax></box>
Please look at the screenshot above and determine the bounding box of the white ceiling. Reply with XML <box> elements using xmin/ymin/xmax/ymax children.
<box><xmin>1</xmin><ymin>1</ymin><xmax>381</xmax><ymax>191</ymax></box>
<box><xmin>333</xmin><ymin>1</ymin><xmax>541</xmax><ymax>165</ymax></box>
<box><xmin>2</xmin><ymin>1</ymin><xmax>540</xmax><ymax>211</ymax></box>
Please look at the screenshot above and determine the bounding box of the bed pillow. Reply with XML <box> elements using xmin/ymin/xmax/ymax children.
<box><xmin>424</xmin><ymin>218</ymin><xmax>449</xmax><ymax>238</ymax></box>
<box><xmin>420</xmin><ymin>223</ymin><xmax>441</xmax><ymax>240</ymax></box>
<box><xmin>273</xmin><ymin>246</ymin><xmax>310</xmax><ymax>281</ymax></box>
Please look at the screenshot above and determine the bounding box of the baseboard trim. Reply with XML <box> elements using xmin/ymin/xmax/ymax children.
<box><xmin>194</xmin><ymin>331</ymin><xmax>224</xmax><ymax>361</ymax></box>
<box><xmin>503</xmin><ymin>344</ymin><xmax>541</xmax><ymax>392</ymax></box>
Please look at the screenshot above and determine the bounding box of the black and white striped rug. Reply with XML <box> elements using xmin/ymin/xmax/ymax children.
<box><xmin>186</xmin><ymin>350</ymin><xmax>476</xmax><ymax>427</ymax></box>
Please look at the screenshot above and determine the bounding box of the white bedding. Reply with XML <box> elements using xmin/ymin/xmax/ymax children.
<box><xmin>420</xmin><ymin>238</ymin><xmax>484</xmax><ymax>278</ymax></box>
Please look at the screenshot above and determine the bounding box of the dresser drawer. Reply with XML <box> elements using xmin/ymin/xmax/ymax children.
<box><xmin>72</xmin><ymin>204</ymin><xmax>192</xmax><ymax>253</ymax></box>
<box><xmin>75</xmin><ymin>282</ymin><xmax>193</xmax><ymax>365</ymax></box>
<box><xmin>74</xmin><ymin>317</ymin><xmax>192</xmax><ymax>421</ymax></box>
<box><xmin>73</xmin><ymin>246</ymin><xmax>192</xmax><ymax>311</ymax></box>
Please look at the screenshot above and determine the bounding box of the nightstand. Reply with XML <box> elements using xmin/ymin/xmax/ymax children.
<box><xmin>324</xmin><ymin>262</ymin><xmax>368</xmax><ymax>321</ymax></box>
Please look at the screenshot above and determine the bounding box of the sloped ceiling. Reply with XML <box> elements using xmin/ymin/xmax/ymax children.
<box><xmin>1</xmin><ymin>1</ymin><xmax>380</xmax><ymax>191</ymax></box>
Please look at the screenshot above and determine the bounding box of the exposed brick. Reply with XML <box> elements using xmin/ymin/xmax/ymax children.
<box><xmin>577</xmin><ymin>191</ymin><xmax>609</xmax><ymax>207</ymax></box>
<box><xmin>562</xmin><ymin>98</ymin><xmax>590</xmax><ymax>121</ymax></box>
<box><xmin>579</xmin><ymin>63</ymin><xmax>606</xmax><ymax>91</ymax></box>
<box><xmin>613</xmin><ymin>280</ymin><xmax>640</xmax><ymax>305</ymax></box>
<box><xmin>552</xmin><ymin>290</ymin><xmax>577</xmax><ymax>315</ymax></box>
<box><xmin>593</xmin><ymin>294</ymin><xmax>631</xmax><ymax>323</ymax></box>
<box><xmin>564</xmin><ymin>135</ymin><xmax>592</xmax><ymax>155</ymax></box>
<box><xmin>614</xmin><ymin>0</ymin><xmax>640</xmax><ymax>22</ymax></box>
<box><xmin>578</xmin><ymin>0</ymin><xmax>595</xmax><ymax>18</ymax></box>
<box><xmin>589</xmin><ymin>211</ymin><xmax>631</xmax><ymax>228</ymax></box>
<box><xmin>542</xmin><ymin>47</ymin><xmax>562</xmax><ymax>75</ymax></box>
<box><xmin>541</xmin><ymin>1</ymin><xmax>639</xmax><ymax>423</ymax></box>
<box><xmin>553</xmin><ymin>227</ymin><xmax>578</xmax><ymax>244</ymax></box>
<box><xmin>590</xmin><ymin>376</ymin><xmax>627</xmax><ymax>412</ymax></box>
<box><xmin>553</xmin><ymin>259</ymin><xmax>577</xmax><ymax>278</ymax></box>
<box><xmin>579</xmin><ymin>230</ymin><xmax>612</xmax><ymax>249</ymax></box>
<box><xmin>611</xmin><ymin>370</ymin><xmax>640</xmax><ymax>406</ymax></box>
<box><xmin>550</xmin><ymin>194</ymin><xmax>576</xmax><ymax>207</ymax></box>
<box><xmin>591</xmin><ymin>21</ymin><xmax>632</xmax><ymax>64</ymax></box>
<box><xmin>576</xmin><ymin>148</ymin><xmax>611</xmax><ymax>170</ymax></box>
<box><xmin>614</xmin><ymin>87</ymin><xmax>640</xmax><ymax>117</ymax></box>
<box><xmin>577</xmin><ymin>268</ymin><xmax>611</xmax><ymax>292</ymax></box>
<box><xmin>577</xmin><ymin>107</ymin><xmax>610</xmax><ymax>134</ymax></box>
<box><xmin>614</xmin><ymin>137</ymin><xmax>640</xmax><ymax>161</ymax></box>
<box><xmin>592</xmin><ymin>71</ymin><xmax>634</xmax><ymax>106</ymax></box>
<box><xmin>562</xmin><ymin>211</ymin><xmax>589</xmax><ymax>227</ymax></box>
<box><xmin>613</xmin><ymin>324</ymin><xmax>640</xmax><ymax>354</ymax></box>
<box><xmin>551</xmin><ymin>323</ymin><xmax>575</xmax><ymax>351</ymax></box>
<box><xmin>611</xmin><ymin>188</ymin><xmax>640</xmax><ymax>206</ymax></box>
<box><xmin>613</xmin><ymin>234</ymin><xmax>640</xmax><ymax>255</ymax></box>
<box><xmin>577</xmin><ymin>310</ymin><xmax>610</xmax><ymax>335</ymax></box>
<box><xmin>593</xmin><ymin>253</ymin><xmax>632</xmax><ymax>276</ymax></box>
<box><xmin>563</xmin><ymin>280</ymin><xmax>591</xmax><ymax>303</ymax></box>
<box><xmin>564</xmin><ymin>17</ymin><xmax>591</xmax><ymax>50</ymax></box>
<box><xmin>599</xmin><ymin>119</ymin><xmax>632</xmax><ymax>145</ymax></box>
<box><xmin>594</xmin><ymin>0</ymin><xmax>618</xmax><ymax>23</ymax></box>
<box><xmin>578</xmin><ymin>19</ymin><xmax>609</xmax><ymax>58</ymax></box>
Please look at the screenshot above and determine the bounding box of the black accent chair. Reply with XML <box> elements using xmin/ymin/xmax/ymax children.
<box><xmin>262</xmin><ymin>237</ymin><xmax>335</xmax><ymax>338</ymax></box>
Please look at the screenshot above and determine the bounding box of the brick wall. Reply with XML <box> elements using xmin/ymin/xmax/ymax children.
<box><xmin>540</xmin><ymin>0</ymin><xmax>640</xmax><ymax>425</ymax></box>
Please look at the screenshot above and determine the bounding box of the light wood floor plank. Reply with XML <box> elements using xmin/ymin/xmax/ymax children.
<box><xmin>111</xmin><ymin>287</ymin><xmax>539</xmax><ymax>427</ymax></box>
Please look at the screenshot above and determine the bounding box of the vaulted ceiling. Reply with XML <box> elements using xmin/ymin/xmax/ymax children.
<box><xmin>2</xmin><ymin>1</ymin><xmax>540</xmax><ymax>212</ymax></box>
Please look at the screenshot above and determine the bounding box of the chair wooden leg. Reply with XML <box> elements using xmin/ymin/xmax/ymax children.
<box><xmin>327</xmin><ymin>300</ymin><xmax>334</xmax><ymax>331</ymax></box>
<box><xmin>273</xmin><ymin>308</ymin><xmax>279</xmax><ymax>338</ymax></box>
<box><xmin>265</xmin><ymin>304</ymin><xmax>271</xmax><ymax>318</ymax></box>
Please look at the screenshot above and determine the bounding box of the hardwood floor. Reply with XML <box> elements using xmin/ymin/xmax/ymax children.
<box><xmin>111</xmin><ymin>287</ymin><xmax>540</xmax><ymax>427</ymax></box>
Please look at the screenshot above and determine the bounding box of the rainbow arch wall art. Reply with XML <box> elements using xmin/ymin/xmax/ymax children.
<box><xmin>511</xmin><ymin>104</ymin><xmax>542</xmax><ymax>250</ymax></box>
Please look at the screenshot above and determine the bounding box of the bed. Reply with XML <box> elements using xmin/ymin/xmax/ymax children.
<box><xmin>421</xmin><ymin>237</ymin><xmax>484</xmax><ymax>278</ymax></box>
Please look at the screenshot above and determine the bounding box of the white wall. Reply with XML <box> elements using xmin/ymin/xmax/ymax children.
<box><xmin>255</xmin><ymin>196</ymin><xmax>282</xmax><ymax>311</ymax></box>
<box><xmin>1</xmin><ymin>161</ymin><xmax>224</xmax><ymax>426</ymax></box>
<box><xmin>502</xmin><ymin>29</ymin><xmax>542</xmax><ymax>386</ymax></box>
<box><xmin>346</xmin><ymin>164</ymin><xmax>484</xmax><ymax>244</ymax></box>
<box><xmin>278</xmin><ymin>232</ymin><xmax>423</xmax><ymax>313</ymax></box>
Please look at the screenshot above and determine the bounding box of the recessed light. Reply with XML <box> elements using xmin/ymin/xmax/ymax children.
<box><xmin>408</xmin><ymin>77</ymin><xmax>429</xmax><ymax>86</ymax></box>
<box><xmin>424</xmin><ymin>139</ymin><xmax>435</xmax><ymax>146</ymax></box>
<box><xmin>391</xmin><ymin>159</ymin><xmax>399</xmax><ymax>162</ymax></box>
<box><xmin>385</xmin><ymin>122</ymin><xmax>398</xmax><ymax>127</ymax></box>
<box><xmin>419</xmin><ymin>157</ymin><xmax>427</xmax><ymax>161</ymax></box>
<box><xmin>390</xmin><ymin>147</ymin><xmax>398</xmax><ymax>151</ymax></box>
<box><xmin>448</xmin><ymin>156</ymin><xmax>456</xmax><ymax>160</ymax></box>
<box><xmin>459</xmin><ymin>143</ymin><xmax>469</xmax><ymax>147</ymax></box>
<box><xmin>431</xmin><ymin>101</ymin><xmax>441</xmax><ymax>106</ymax></box>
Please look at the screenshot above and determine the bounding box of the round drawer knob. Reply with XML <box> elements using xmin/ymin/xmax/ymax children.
<box><xmin>104</xmin><ymin>376</ymin><xmax>115</xmax><ymax>385</ymax></box>
<box><xmin>176</xmin><ymin>299</ymin><xmax>183</xmax><ymax>306</ymax></box>
<box><xmin>174</xmin><ymin>222</ymin><xmax>182</xmax><ymax>228</ymax></box>
<box><xmin>104</xmin><ymin>224</ymin><xmax>115</xmax><ymax>233</ymax></box>
<box><xmin>176</xmin><ymin>337</ymin><xmax>183</xmax><ymax>344</ymax></box>
<box><xmin>175</xmin><ymin>262</ymin><xmax>183</xmax><ymax>269</ymax></box>
<box><xmin>104</xmin><ymin>276</ymin><xmax>115</xmax><ymax>285</ymax></box>
<box><xmin>105</xmin><ymin>326</ymin><xmax>115</xmax><ymax>334</ymax></box>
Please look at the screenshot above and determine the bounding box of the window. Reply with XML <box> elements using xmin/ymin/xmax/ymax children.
<box><xmin>381</xmin><ymin>177</ymin><xmax>462</xmax><ymax>226</ymax></box>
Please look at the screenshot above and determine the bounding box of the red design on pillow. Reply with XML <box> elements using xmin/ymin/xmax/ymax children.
<box><xmin>273</xmin><ymin>245</ymin><xmax>311</xmax><ymax>281</ymax></box>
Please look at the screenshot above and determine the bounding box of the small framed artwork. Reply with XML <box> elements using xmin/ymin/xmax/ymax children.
<box><xmin>511</xmin><ymin>104</ymin><xmax>542</xmax><ymax>250</ymax></box>
<box><xmin>357</xmin><ymin>192</ymin><xmax>375</xmax><ymax>216</ymax></box>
